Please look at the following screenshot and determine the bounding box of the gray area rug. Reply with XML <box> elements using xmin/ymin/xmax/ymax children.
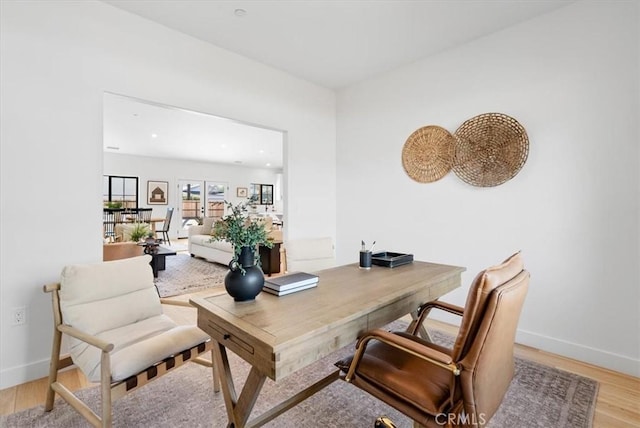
<box><xmin>2</xmin><ymin>326</ymin><xmax>597</xmax><ymax>427</ymax></box>
<box><xmin>155</xmin><ymin>253</ymin><xmax>227</xmax><ymax>297</ymax></box>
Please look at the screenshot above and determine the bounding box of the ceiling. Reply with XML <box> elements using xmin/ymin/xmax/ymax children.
<box><xmin>102</xmin><ymin>1</ymin><xmax>572</xmax><ymax>167</ymax></box>
<box><xmin>102</xmin><ymin>0</ymin><xmax>573</xmax><ymax>89</ymax></box>
<box><xmin>103</xmin><ymin>93</ymin><xmax>284</xmax><ymax>169</ymax></box>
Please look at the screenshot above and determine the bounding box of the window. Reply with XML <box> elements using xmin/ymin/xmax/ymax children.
<box><xmin>103</xmin><ymin>175</ymin><xmax>138</xmax><ymax>209</ymax></box>
<box><xmin>249</xmin><ymin>183</ymin><xmax>273</xmax><ymax>205</ymax></box>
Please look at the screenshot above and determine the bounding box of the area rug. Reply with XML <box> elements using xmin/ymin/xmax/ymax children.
<box><xmin>1</xmin><ymin>327</ymin><xmax>598</xmax><ymax>428</ymax></box>
<box><xmin>155</xmin><ymin>253</ymin><xmax>227</xmax><ymax>297</ymax></box>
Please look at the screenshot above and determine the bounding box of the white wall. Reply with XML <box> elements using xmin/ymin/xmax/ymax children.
<box><xmin>104</xmin><ymin>152</ymin><xmax>283</xmax><ymax>240</ymax></box>
<box><xmin>0</xmin><ymin>0</ymin><xmax>336</xmax><ymax>388</ymax></box>
<box><xmin>336</xmin><ymin>1</ymin><xmax>639</xmax><ymax>376</ymax></box>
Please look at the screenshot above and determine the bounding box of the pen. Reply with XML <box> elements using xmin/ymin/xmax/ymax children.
<box><xmin>361</xmin><ymin>240</ymin><xmax>365</xmax><ymax>251</ymax></box>
<box><xmin>369</xmin><ymin>241</ymin><xmax>376</xmax><ymax>253</ymax></box>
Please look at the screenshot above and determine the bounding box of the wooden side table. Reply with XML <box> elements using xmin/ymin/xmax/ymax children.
<box><xmin>259</xmin><ymin>241</ymin><xmax>281</xmax><ymax>276</ymax></box>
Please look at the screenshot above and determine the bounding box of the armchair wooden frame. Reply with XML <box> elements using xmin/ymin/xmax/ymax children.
<box><xmin>43</xmin><ymin>283</ymin><xmax>219</xmax><ymax>428</ymax></box>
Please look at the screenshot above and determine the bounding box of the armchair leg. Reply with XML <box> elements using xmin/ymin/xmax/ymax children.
<box><xmin>100</xmin><ymin>351</ymin><xmax>113</xmax><ymax>427</ymax></box>
<box><xmin>211</xmin><ymin>349</ymin><xmax>220</xmax><ymax>392</ymax></box>
<box><xmin>45</xmin><ymin>327</ymin><xmax>63</xmax><ymax>411</ymax></box>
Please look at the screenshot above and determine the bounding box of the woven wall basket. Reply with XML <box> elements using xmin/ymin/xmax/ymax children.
<box><xmin>402</xmin><ymin>125</ymin><xmax>456</xmax><ymax>183</ymax></box>
<box><xmin>453</xmin><ymin>113</ymin><xmax>529</xmax><ymax>187</ymax></box>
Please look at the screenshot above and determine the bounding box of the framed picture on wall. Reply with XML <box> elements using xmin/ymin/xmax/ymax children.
<box><xmin>237</xmin><ymin>187</ymin><xmax>248</xmax><ymax>197</ymax></box>
<box><xmin>147</xmin><ymin>181</ymin><xmax>168</xmax><ymax>205</ymax></box>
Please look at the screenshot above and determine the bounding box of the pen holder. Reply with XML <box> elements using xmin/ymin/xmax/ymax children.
<box><xmin>359</xmin><ymin>251</ymin><xmax>372</xmax><ymax>269</ymax></box>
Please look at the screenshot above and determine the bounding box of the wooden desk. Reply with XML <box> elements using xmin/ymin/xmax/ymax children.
<box><xmin>190</xmin><ymin>261</ymin><xmax>464</xmax><ymax>428</ymax></box>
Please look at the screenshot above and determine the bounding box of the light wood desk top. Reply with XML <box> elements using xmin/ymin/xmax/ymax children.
<box><xmin>192</xmin><ymin>260</ymin><xmax>464</xmax><ymax>376</ymax></box>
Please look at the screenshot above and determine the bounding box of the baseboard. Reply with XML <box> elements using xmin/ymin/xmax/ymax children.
<box><xmin>0</xmin><ymin>357</ymin><xmax>50</xmax><ymax>390</ymax></box>
<box><xmin>516</xmin><ymin>329</ymin><xmax>640</xmax><ymax>378</ymax></box>
<box><xmin>429</xmin><ymin>313</ymin><xmax>640</xmax><ymax>378</ymax></box>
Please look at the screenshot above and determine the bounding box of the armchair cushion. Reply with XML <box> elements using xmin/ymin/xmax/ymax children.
<box><xmin>60</xmin><ymin>256</ymin><xmax>161</xmax><ymax>334</ymax></box>
<box><xmin>75</xmin><ymin>314</ymin><xmax>208</xmax><ymax>382</ymax></box>
<box><xmin>59</xmin><ymin>256</ymin><xmax>209</xmax><ymax>382</ymax></box>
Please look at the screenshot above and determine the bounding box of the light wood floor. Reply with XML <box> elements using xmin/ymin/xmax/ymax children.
<box><xmin>2</xmin><ymin>290</ymin><xmax>639</xmax><ymax>427</ymax></box>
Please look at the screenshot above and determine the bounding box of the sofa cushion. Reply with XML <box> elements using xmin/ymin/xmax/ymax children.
<box><xmin>202</xmin><ymin>217</ymin><xmax>216</xmax><ymax>234</ymax></box>
<box><xmin>190</xmin><ymin>235</ymin><xmax>234</xmax><ymax>252</ymax></box>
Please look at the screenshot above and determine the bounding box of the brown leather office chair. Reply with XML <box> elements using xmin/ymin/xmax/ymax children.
<box><xmin>336</xmin><ymin>252</ymin><xmax>529</xmax><ymax>428</ymax></box>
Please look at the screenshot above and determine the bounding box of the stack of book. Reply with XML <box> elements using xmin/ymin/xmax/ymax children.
<box><xmin>263</xmin><ymin>272</ymin><xmax>319</xmax><ymax>296</ymax></box>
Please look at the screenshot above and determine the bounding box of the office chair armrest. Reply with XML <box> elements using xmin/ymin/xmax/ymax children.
<box><xmin>411</xmin><ymin>300</ymin><xmax>465</xmax><ymax>335</ymax></box>
<box><xmin>57</xmin><ymin>324</ymin><xmax>114</xmax><ymax>353</ymax></box>
<box><xmin>345</xmin><ymin>328</ymin><xmax>460</xmax><ymax>382</ymax></box>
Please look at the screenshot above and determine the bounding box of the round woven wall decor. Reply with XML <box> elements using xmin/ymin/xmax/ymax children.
<box><xmin>453</xmin><ymin>113</ymin><xmax>529</xmax><ymax>187</ymax></box>
<box><xmin>402</xmin><ymin>125</ymin><xmax>455</xmax><ymax>183</ymax></box>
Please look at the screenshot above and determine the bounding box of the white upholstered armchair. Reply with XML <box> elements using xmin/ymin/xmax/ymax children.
<box><xmin>43</xmin><ymin>255</ymin><xmax>217</xmax><ymax>427</ymax></box>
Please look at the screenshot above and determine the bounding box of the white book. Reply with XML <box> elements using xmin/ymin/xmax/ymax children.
<box><xmin>264</xmin><ymin>272</ymin><xmax>319</xmax><ymax>291</ymax></box>
<box><xmin>263</xmin><ymin>282</ymin><xmax>318</xmax><ymax>296</ymax></box>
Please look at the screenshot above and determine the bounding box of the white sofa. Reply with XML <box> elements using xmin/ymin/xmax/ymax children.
<box><xmin>188</xmin><ymin>216</ymin><xmax>283</xmax><ymax>266</ymax></box>
<box><xmin>188</xmin><ymin>217</ymin><xmax>234</xmax><ymax>266</ymax></box>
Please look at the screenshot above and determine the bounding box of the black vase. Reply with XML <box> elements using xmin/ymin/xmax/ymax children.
<box><xmin>224</xmin><ymin>246</ymin><xmax>265</xmax><ymax>302</ymax></box>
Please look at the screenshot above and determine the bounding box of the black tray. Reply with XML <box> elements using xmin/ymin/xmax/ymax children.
<box><xmin>371</xmin><ymin>252</ymin><xmax>414</xmax><ymax>268</ymax></box>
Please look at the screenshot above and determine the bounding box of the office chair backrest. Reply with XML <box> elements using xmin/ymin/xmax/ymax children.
<box><xmin>451</xmin><ymin>252</ymin><xmax>524</xmax><ymax>361</ymax></box>
<box><xmin>453</xmin><ymin>252</ymin><xmax>529</xmax><ymax>423</ymax></box>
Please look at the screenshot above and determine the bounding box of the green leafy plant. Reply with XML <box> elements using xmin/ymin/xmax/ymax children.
<box><xmin>210</xmin><ymin>200</ymin><xmax>273</xmax><ymax>268</ymax></box>
<box><xmin>105</xmin><ymin>201</ymin><xmax>123</xmax><ymax>209</ymax></box>
<box><xmin>129</xmin><ymin>222</ymin><xmax>150</xmax><ymax>242</ymax></box>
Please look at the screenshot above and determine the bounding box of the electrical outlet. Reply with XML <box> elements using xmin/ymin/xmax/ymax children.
<box><xmin>12</xmin><ymin>307</ymin><xmax>27</xmax><ymax>326</ymax></box>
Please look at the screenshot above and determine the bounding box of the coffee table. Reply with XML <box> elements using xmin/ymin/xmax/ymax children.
<box><xmin>138</xmin><ymin>243</ymin><xmax>177</xmax><ymax>278</ymax></box>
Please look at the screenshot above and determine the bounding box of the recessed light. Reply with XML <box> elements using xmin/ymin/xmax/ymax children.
<box><xmin>259</xmin><ymin>150</ymin><xmax>264</xmax><ymax>154</ymax></box>
<box><xmin>266</xmin><ymin>163</ymin><xmax>271</xmax><ymax>167</ymax></box>
<box><xmin>151</xmin><ymin>133</ymin><xmax>158</xmax><ymax>138</ymax></box>
<box><xmin>234</xmin><ymin>8</ymin><xmax>247</xmax><ymax>17</ymax></box>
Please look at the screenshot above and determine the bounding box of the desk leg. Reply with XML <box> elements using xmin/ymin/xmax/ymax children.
<box><xmin>409</xmin><ymin>310</ymin><xmax>433</xmax><ymax>342</ymax></box>
<box><xmin>212</xmin><ymin>340</ymin><xmax>340</xmax><ymax>428</ymax></box>
<box><xmin>213</xmin><ymin>341</ymin><xmax>267</xmax><ymax>428</ymax></box>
